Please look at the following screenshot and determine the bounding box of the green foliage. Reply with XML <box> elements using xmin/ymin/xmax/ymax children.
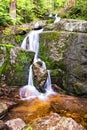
<box><xmin>16</xmin><ymin>0</ymin><xmax>35</xmax><ymax>23</ymax></box>
<box><xmin>62</xmin><ymin>0</ymin><xmax>87</xmax><ymax>20</ymax></box>
<box><xmin>0</xmin><ymin>0</ymin><xmax>13</xmax><ymax>26</ymax></box>
<box><xmin>0</xmin><ymin>0</ymin><xmax>87</xmax><ymax>26</ymax></box>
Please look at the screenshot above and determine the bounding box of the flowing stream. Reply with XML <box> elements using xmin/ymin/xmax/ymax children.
<box><xmin>20</xmin><ymin>28</ymin><xmax>56</xmax><ymax>101</ymax></box>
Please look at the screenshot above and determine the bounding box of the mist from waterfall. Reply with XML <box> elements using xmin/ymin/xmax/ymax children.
<box><xmin>20</xmin><ymin>27</ymin><xmax>56</xmax><ymax>101</ymax></box>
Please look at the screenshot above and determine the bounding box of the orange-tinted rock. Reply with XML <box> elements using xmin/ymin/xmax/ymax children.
<box><xmin>31</xmin><ymin>113</ymin><xmax>86</xmax><ymax>130</ymax></box>
<box><xmin>3</xmin><ymin>94</ymin><xmax>87</xmax><ymax>129</ymax></box>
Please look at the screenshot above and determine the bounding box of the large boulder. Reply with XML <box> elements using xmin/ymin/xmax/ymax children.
<box><xmin>45</xmin><ymin>19</ymin><xmax>87</xmax><ymax>33</ymax></box>
<box><xmin>39</xmin><ymin>31</ymin><xmax>87</xmax><ymax>95</ymax></box>
<box><xmin>0</xmin><ymin>44</ymin><xmax>34</xmax><ymax>86</ymax></box>
<box><xmin>5</xmin><ymin>118</ymin><xmax>26</xmax><ymax>130</ymax></box>
<box><xmin>24</xmin><ymin>113</ymin><xmax>85</xmax><ymax>130</ymax></box>
<box><xmin>32</xmin><ymin>61</ymin><xmax>48</xmax><ymax>93</ymax></box>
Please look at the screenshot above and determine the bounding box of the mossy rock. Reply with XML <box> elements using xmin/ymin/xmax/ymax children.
<box><xmin>0</xmin><ymin>44</ymin><xmax>34</xmax><ymax>86</ymax></box>
<box><xmin>39</xmin><ymin>31</ymin><xmax>87</xmax><ymax>96</ymax></box>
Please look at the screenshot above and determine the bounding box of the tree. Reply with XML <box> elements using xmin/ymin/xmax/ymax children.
<box><xmin>9</xmin><ymin>0</ymin><xmax>16</xmax><ymax>19</ymax></box>
<box><xmin>68</xmin><ymin>0</ymin><xmax>75</xmax><ymax>7</ymax></box>
<box><xmin>64</xmin><ymin>0</ymin><xmax>75</xmax><ymax>12</ymax></box>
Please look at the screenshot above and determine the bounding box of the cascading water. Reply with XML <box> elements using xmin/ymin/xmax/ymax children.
<box><xmin>20</xmin><ymin>26</ymin><xmax>56</xmax><ymax>101</ymax></box>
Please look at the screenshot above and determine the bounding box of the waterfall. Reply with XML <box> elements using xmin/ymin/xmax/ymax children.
<box><xmin>20</xmin><ymin>27</ymin><xmax>56</xmax><ymax>101</ymax></box>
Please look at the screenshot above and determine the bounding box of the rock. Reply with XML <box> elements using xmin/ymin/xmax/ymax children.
<box><xmin>0</xmin><ymin>84</ymin><xmax>10</xmax><ymax>98</ymax></box>
<box><xmin>30</xmin><ymin>113</ymin><xmax>86</xmax><ymax>130</ymax></box>
<box><xmin>39</xmin><ymin>31</ymin><xmax>87</xmax><ymax>95</ymax></box>
<box><xmin>34</xmin><ymin>21</ymin><xmax>46</xmax><ymax>29</ymax></box>
<box><xmin>3</xmin><ymin>94</ymin><xmax>87</xmax><ymax>128</ymax></box>
<box><xmin>0</xmin><ymin>44</ymin><xmax>34</xmax><ymax>86</ymax></box>
<box><xmin>45</xmin><ymin>19</ymin><xmax>87</xmax><ymax>33</ymax></box>
<box><xmin>32</xmin><ymin>61</ymin><xmax>48</xmax><ymax>93</ymax></box>
<box><xmin>63</xmin><ymin>33</ymin><xmax>87</xmax><ymax>95</ymax></box>
<box><xmin>0</xmin><ymin>102</ymin><xmax>8</xmax><ymax>119</ymax></box>
<box><xmin>52</xmin><ymin>84</ymin><xmax>64</xmax><ymax>93</ymax></box>
<box><xmin>0</xmin><ymin>120</ymin><xmax>9</xmax><ymax>130</ymax></box>
<box><xmin>51</xmin><ymin>94</ymin><xmax>87</xmax><ymax>116</ymax></box>
<box><xmin>5</xmin><ymin>118</ymin><xmax>26</xmax><ymax>130</ymax></box>
<box><xmin>0</xmin><ymin>21</ymin><xmax>46</xmax><ymax>47</ymax></box>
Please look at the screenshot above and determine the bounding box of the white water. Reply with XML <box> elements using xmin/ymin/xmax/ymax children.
<box><xmin>20</xmin><ymin>28</ymin><xmax>56</xmax><ymax>101</ymax></box>
<box><xmin>54</xmin><ymin>14</ymin><xmax>61</xmax><ymax>23</ymax></box>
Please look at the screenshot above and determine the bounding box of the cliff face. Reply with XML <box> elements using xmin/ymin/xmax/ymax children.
<box><xmin>39</xmin><ymin>19</ymin><xmax>87</xmax><ymax>95</ymax></box>
<box><xmin>0</xmin><ymin>19</ymin><xmax>87</xmax><ymax>96</ymax></box>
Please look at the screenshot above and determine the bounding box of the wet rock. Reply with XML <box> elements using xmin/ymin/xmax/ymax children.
<box><xmin>52</xmin><ymin>84</ymin><xmax>64</xmax><ymax>93</ymax></box>
<box><xmin>5</xmin><ymin>118</ymin><xmax>26</xmax><ymax>130</ymax></box>
<box><xmin>32</xmin><ymin>61</ymin><xmax>48</xmax><ymax>93</ymax></box>
<box><xmin>39</xmin><ymin>31</ymin><xmax>87</xmax><ymax>95</ymax></box>
<box><xmin>0</xmin><ymin>103</ymin><xmax>8</xmax><ymax>119</ymax></box>
<box><xmin>31</xmin><ymin>113</ymin><xmax>86</xmax><ymax>130</ymax></box>
<box><xmin>2</xmin><ymin>94</ymin><xmax>87</xmax><ymax>128</ymax></box>
<box><xmin>0</xmin><ymin>84</ymin><xmax>10</xmax><ymax>98</ymax></box>
<box><xmin>0</xmin><ymin>120</ymin><xmax>9</xmax><ymax>130</ymax></box>
<box><xmin>0</xmin><ymin>44</ymin><xmax>34</xmax><ymax>86</ymax></box>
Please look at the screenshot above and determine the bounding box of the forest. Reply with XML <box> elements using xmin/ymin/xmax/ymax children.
<box><xmin>0</xmin><ymin>0</ymin><xmax>87</xmax><ymax>26</ymax></box>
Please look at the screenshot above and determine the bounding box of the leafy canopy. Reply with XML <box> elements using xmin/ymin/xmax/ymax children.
<box><xmin>0</xmin><ymin>0</ymin><xmax>87</xmax><ymax>27</ymax></box>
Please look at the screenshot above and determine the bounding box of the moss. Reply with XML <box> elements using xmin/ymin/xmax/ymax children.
<box><xmin>14</xmin><ymin>35</ymin><xmax>26</xmax><ymax>44</ymax></box>
<box><xmin>0</xmin><ymin>44</ymin><xmax>34</xmax><ymax>85</ymax></box>
<box><xmin>40</xmin><ymin>31</ymin><xmax>60</xmax><ymax>43</ymax></box>
<box><xmin>46</xmin><ymin>19</ymin><xmax>54</xmax><ymax>24</ymax></box>
<box><xmin>12</xmin><ymin>50</ymin><xmax>34</xmax><ymax>85</ymax></box>
<box><xmin>0</xmin><ymin>44</ymin><xmax>13</xmax><ymax>78</ymax></box>
<box><xmin>0</xmin><ymin>44</ymin><xmax>14</xmax><ymax>76</ymax></box>
<box><xmin>0</xmin><ymin>44</ymin><xmax>14</xmax><ymax>48</ymax></box>
<box><xmin>3</xmin><ymin>28</ymin><xmax>12</xmax><ymax>36</ymax></box>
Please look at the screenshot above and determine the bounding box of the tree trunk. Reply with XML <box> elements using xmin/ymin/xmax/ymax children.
<box><xmin>68</xmin><ymin>0</ymin><xmax>75</xmax><ymax>7</ymax></box>
<box><xmin>9</xmin><ymin>0</ymin><xmax>16</xmax><ymax>19</ymax></box>
<box><xmin>64</xmin><ymin>0</ymin><xmax>75</xmax><ymax>12</ymax></box>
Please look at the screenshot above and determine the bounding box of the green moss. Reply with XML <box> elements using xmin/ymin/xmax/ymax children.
<box><xmin>74</xmin><ymin>82</ymin><xmax>84</xmax><ymax>94</ymax></box>
<box><xmin>12</xmin><ymin>50</ymin><xmax>34</xmax><ymax>85</ymax></box>
<box><xmin>0</xmin><ymin>43</ymin><xmax>35</xmax><ymax>86</ymax></box>
<box><xmin>3</xmin><ymin>28</ymin><xmax>12</xmax><ymax>36</ymax></box>
<box><xmin>40</xmin><ymin>31</ymin><xmax>60</xmax><ymax>43</ymax></box>
<box><xmin>15</xmin><ymin>35</ymin><xmax>25</xmax><ymax>44</ymax></box>
<box><xmin>46</xmin><ymin>19</ymin><xmax>54</xmax><ymax>24</ymax></box>
<box><xmin>0</xmin><ymin>44</ymin><xmax>14</xmax><ymax>48</ymax></box>
<box><xmin>0</xmin><ymin>44</ymin><xmax>13</xmax><ymax>77</ymax></box>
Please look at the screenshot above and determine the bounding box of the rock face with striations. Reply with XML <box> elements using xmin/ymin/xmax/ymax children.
<box><xmin>39</xmin><ymin>19</ymin><xmax>87</xmax><ymax>96</ymax></box>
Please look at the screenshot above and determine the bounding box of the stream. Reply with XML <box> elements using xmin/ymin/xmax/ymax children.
<box><xmin>0</xmin><ymin>21</ymin><xmax>87</xmax><ymax>129</ymax></box>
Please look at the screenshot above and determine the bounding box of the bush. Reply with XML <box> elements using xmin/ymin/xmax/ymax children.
<box><xmin>62</xmin><ymin>0</ymin><xmax>87</xmax><ymax>20</ymax></box>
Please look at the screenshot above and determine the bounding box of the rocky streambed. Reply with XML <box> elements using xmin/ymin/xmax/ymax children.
<box><xmin>0</xmin><ymin>85</ymin><xmax>87</xmax><ymax>130</ymax></box>
<box><xmin>0</xmin><ymin>19</ymin><xmax>87</xmax><ymax>130</ymax></box>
